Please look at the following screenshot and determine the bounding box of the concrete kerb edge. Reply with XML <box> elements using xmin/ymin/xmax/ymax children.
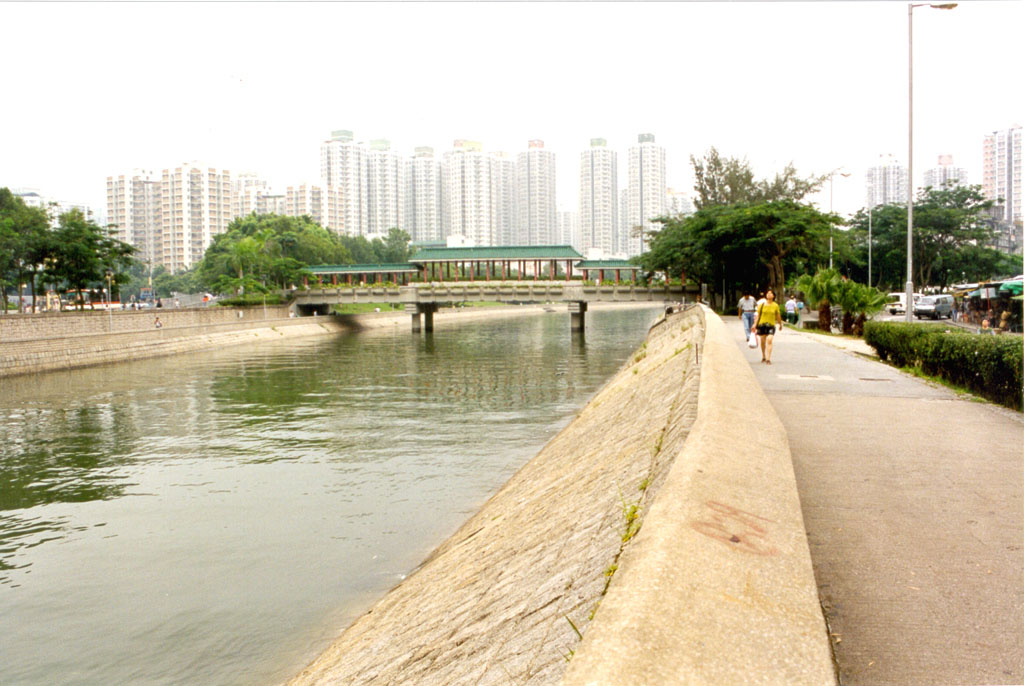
<box><xmin>561</xmin><ymin>306</ymin><xmax>837</xmax><ymax>686</ymax></box>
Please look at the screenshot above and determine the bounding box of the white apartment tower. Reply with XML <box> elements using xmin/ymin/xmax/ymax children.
<box><xmin>923</xmin><ymin>155</ymin><xmax>967</xmax><ymax>190</ymax></box>
<box><xmin>320</xmin><ymin>130</ymin><xmax>368</xmax><ymax>236</ymax></box>
<box><xmin>516</xmin><ymin>140</ymin><xmax>557</xmax><ymax>245</ymax></box>
<box><xmin>442</xmin><ymin>140</ymin><xmax>493</xmax><ymax>245</ymax></box>
<box><xmin>367</xmin><ymin>139</ymin><xmax>406</xmax><ymax>236</ymax></box>
<box><xmin>406</xmin><ymin>147</ymin><xmax>442</xmax><ymax>243</ymax></box>
<box><xmin>557</xmin><ymin>210</ymin><xmax>580</xmax><ymax>251</ymax></box>
<box><xmin>625</xmin><ymin>133</ymin><xmax>667</xmax><ymax>257</ymax></box>
<box><xmin>106</xmin><ymin>170</ymin><xmax>161</xmax><ymax>266</ymax></box>
<box><xmin>160</xmin><ymin>162</ymin><xmax>232</xmax><ymax>272</ymax></box>
<box><xmin>865</xmin><ymin>154</ymin><xmax>908</xmax><ymax>209</ymax></box>
<box><xmin>232</xmin><ymin>172</ymin><xmax>272</xmax><ymax>218</ymax></box>
<box><xmin>666</xmin><ymin>188</ymin><xmax>694</xmax><ymax>217</ymax></box>
<box><xmin>490</xmin><ymin>151</ymin><xmax>517</xmax><ymax>246</ymax></box>
<box><xmin>983</xmin><ymin>126</ymin><xmax>1022</xmax><ymax>225</ymax></box>
<box><xmin>578</xmin><ymin>139</ymin><xmax>618</xmax><ymax>257</ymax></box>
<box><xmin>286</xmin><ymin>184</ymin><xmax>345</xmax><ymax>234</ymax></box>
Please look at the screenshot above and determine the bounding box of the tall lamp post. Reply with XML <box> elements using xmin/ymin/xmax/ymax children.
<box><xmin>827</xmin><ymin>170</ymin><xmax>851</xmax><ymax>269</ymax></box>
<box><xmin>906</xmin><ymin>2</ymin><xmax>957</xmax><ymax>321</ymax></box>
<box><xmin>105</xmin><ymin>269</ymin><xmax>114</xmax><ymax>332</ymax></box>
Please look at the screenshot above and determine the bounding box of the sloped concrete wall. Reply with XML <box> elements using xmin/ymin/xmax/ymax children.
<box><xmin>561</xmin><ymin>307</ymin><xmax>836</xmax><ymax>685</ymax></box>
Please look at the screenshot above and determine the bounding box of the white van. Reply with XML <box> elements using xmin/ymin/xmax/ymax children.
<box><xmin>887</xmin><ymin>292</ymin><xmax>923</xmax><ymax>315</ymax></box>
<box><xmin>914</xmin><ymin>294</ymin><xmax>954</xmax><ymax>319</ymax></box>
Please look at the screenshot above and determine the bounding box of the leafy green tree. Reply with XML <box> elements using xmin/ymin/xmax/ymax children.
<box><xmin>690</xmin><ymin>147</ymin><xmax>826</xmax><ymax>209</ymax></box>
<box><xmin>46</xmin><ymin>209</ymin><xmax>136</xmax><ymax>308</ymax></box>
<box><xmin>844</xmin><ymin>184</ymin><xmax>1000</xmax><ymax>290</ymax></box>
<box><xmin>642</xmin><ymin>201</ymin><xmax>837</xmax><ymax>302</ymax></box>
<box><xmin>0</xmin><ymin>188</ymin><xmax>53</xmax><ymax>312</ymax></box>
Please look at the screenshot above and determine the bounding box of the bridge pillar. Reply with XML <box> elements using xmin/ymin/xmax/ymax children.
<box><xmin>421</xmin><ymin>302</ymin><xmax>438</xmax><ymax>332</ymax></box>
<box><xmin>568</xmin><ymin>300</ymin><xmax>587</xmax><ymax>331</ymax></box>
<box><xmin>405</xmin><ymin>303</ymin><xmax>421</xmax><ymax>332</ymax></box>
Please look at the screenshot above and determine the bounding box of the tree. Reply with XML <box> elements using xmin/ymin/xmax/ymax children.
<box><xmin>834</xmin><ymin>279</ymin><xmax>887</xmax><ymax>335</ymax></box>
<box><xmin>844</xmin><ymin>184</ymin><xmax>1002</xmax><ymax>290</ymax></box>
<box><xmin>46</xmin><ymin>209</ymin><xmax>135</xmax><ymax>308</ymax></box>
<box><xmin>796</xmin><ymin>268</ymin><xmax>843</xmax><ymax>332</ymax></box>
<box><xmin>690</xmin><ymin>147</ymin><xmax>826</xmax><ymax>209</ymax></box>
<box><xmin>0</xmin><ymin>188</ymin><xmax>52</xmax><ymax>312</ymax></box>
<box><xmin>641</xmin><ymin>200</ymin><xmax>837</xmax><ymax>302</ymax></box>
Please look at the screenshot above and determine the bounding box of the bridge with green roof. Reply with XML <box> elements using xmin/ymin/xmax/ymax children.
<box><xmin>292</xmin><ymin>245</ymin><xmax>684</xmax><ymax>331</ymax></box>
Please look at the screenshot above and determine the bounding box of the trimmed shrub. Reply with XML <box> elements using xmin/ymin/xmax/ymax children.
<box><xmin>215</xmin><ymin>294</ymin><xmax>287</xmax><ymax>307</ymax></box>
<box><xmin>864</xmin><ymin>321</ymin><xmax>1022</xmax><ymax>409</ymax></box>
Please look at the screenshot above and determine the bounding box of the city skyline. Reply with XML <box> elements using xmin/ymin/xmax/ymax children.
<box><xmin>2</xmin><ymin>2</ymin><xmax>1021</xmax><ymax>223</ymax></box>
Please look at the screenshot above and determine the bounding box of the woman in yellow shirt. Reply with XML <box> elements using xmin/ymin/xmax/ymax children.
<box><xmin>753</xmin><ymin>288</ymin><xmax>783</xmax><ymax>364</ymax></box>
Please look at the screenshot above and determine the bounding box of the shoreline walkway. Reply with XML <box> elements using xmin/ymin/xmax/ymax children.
<box><xmin>732</xmin><ymin>320</ymin><xmax>1023</xmax><ymax>685</ymax></box>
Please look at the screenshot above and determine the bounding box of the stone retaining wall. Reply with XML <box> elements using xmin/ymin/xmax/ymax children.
<box><xmin>561</xmin><ymin>307</ymin><xmax>836</xmax><ymax>685</ymax></box>
<box><xmin>289</xmin><ymin>305</ymin><xmax>704</xmax><ymax>685</ymax></box>
<box><xmin>0</xmin><ymin>308</ymin><xmax>339</xmax><ymax>378</ymax></box>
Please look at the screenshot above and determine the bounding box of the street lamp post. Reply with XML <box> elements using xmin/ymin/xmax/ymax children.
<box><xmin>906</xmin><ymin>1</ymin><xmax>957</xmax><ymax>321</ymax></box>
<box><xmin>828</xmin><ymin>170</ymin><xmax>851</xmax><ymax>269</ymax></box>
<box><xmin>868</xmin><ymin>205</ymin><xmax>873</xmax><ymax>287</ymax></box>
<box><xmin>105</xmin><ymin>269</ymin><xmax>114</xmax><ymax>332</ymax></box>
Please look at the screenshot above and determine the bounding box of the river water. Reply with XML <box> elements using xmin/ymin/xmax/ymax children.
<box><xmin>0</xmin><ymin>307</ymin><xmax>660</xmax><ymax>686</ymax></box>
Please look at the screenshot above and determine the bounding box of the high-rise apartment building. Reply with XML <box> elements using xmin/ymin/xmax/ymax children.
<box><xmin>286</xmin><ymin>184</ymin><xmax>344</xmax><ymax>234</ymax></box>
<box><xmin>490</xmin><ymin>151</ymin><xmax>517</xmax><ymax>246</ymax></box>
<box><xmin>923</xmin><ymin>155</ymin><xmax>967</xmax><ymax>190</ymax></box>
<box><xmin>441</xmin><ymin>140</ymin><xmax>497</xmax><ymax>246</ymax></box>
<box><xmin>367</xmin><ymin>139</ymin><xmax>405</xmax><ymax>236</ymax></box>
<box><xmin>665</xmin><ymin>187</ymin><xmax>694</xmax><ymax>217</ymax></box>
<box><xmin>321</xmin><ymin>130</ymin><xmax>368</xmax><ymax>236</ymax></box>
<box><xmin>232</xmin><ymin>173</ymin><xmax>272</xmax><ymax>218</ymax></box>
<box><xmin>516</xmin><ymin>140</ymin><xmax>556</xmax><ymax>245</ymax></box>
<box><xmin>159</xmin><ymin>162</ymin><xmax>232</xmax><ymax>272</ymax></box>
<box><xmin>106</xmin><ymin>171</ymin><xmax>161</xmax><ymax>265</ymax></box>
<box><xmin>406</xmin><ymin>147</ymin><xmax>442</xmax><ymax>243</ymax></box>
<box><xmin>983</xmin><ymin>126</ymin><xmax>1022</xmax><ymax>225</ymax></box>
<box><xmin>625</xmin><ymin>133</ymin><xmax>667</xmax><ymax>257</ymax></box>
<box><xmin>865</xmin><ymin>154</ymin><xmax>908</xmax><ymax>208</ymax></box>
<box><xmin>578</xmin><ymin>138</ymin><xmax>618</xmax><ymax>257</ymax></box>
<box><xmin>557</xmin><ymin>210</ymin><xmax>580</xmax><ymax>251</ymax></box>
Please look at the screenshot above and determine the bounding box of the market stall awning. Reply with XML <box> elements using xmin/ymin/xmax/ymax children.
<box><xmin>997</xmin><ymin>280</ymin><xmax>1022</xmax><ymax>295</ymax></box>
<box><xmin>969</xmin><ymin>287</ymin><xmax>999</xmax><ymax>299</ymax></box>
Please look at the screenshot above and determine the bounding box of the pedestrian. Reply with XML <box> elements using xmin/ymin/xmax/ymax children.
<box><xmin>978</xmin><ymin>318</ymin><xmax>994</xmax><ymax>335</ymax></box>
<box><xmin>785</xmin><ymin>294</ymin><xmax>798</xmax><ymax>325</ymax></box>
<box><xmin>738</xmin><ymin>289</ymin><xmax>757</xmax><ymax>340</ymax></box>
<box><xmin>154</xmin><ymin>316</ymin><xmax>163</xmax><ymax>329</ymax></box>
<box><xmin>752</xmin><ymin>288</ymin><xmax>783</xmax><ymax>364</ymax></box>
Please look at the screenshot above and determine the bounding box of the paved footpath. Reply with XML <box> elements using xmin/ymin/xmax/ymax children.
<box><xmin>731</xmin><ymin>320</ymin><xmax>1024</xmax><ymax>686</ymax></box>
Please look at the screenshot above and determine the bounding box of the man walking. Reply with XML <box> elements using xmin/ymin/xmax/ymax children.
<box><xmin>738</xmin><ymin>290</ymin><xmax>757</xmax><ymax>339</ymax></box>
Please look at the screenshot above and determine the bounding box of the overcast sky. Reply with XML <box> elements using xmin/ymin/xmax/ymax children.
<box><xmin>2</xmin><ymin>1</ymin><xmax>1020</xmax><ymax>220</ymax></box>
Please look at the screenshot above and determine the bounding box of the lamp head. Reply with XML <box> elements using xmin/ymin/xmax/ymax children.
<box><xmin>930</xmin><ymin>3</ymin><xmax>957</xmax><ymax>8</ymax></box>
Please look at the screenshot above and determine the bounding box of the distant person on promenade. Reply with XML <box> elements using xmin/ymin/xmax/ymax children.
<box><xmin>154</xmin><ymin>316</ymin><xmax>163</xmax><ymax>329</ymax></box>
<box><xmin>979</xmin><ymin>318</ymin><xmax>994</xmax><ymax>334</ymax></box>
<box><xmin>785</xmin><ymin>294</ymin><xmax>798</xmax><ymax>325</ymax></box>
<box><xmin>753</xmin><ymin>288</ymin><xmax>783</xmax><ymax>364</ymax></box>
<box><xmin>738</xmin><ymin>290</ymin><xmax>757</xmax><ymax>339</ymax></box>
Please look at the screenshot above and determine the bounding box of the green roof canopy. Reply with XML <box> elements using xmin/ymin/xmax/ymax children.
<box><xmin>409</xmin><ymin>245</ymin><xmax>583</xmax><ymax>262</ymax></box>
<box><xmin>308</xmin><ymin>263</ymin><xmax>420</xmax><ymax>274</ymax></box>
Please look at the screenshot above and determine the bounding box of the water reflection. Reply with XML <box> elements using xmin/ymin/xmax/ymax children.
<box><xmin>0</xmin><ymin>307</ymin><xmax>659</xmax><ymax>685</ymax></box>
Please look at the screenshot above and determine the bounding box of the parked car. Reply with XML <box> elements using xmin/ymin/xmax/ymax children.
<box><xmin>887</xmin><ymin>292</ymin><xmax>923</xmax><ymax>315</ymax></box>
<box><xmin>914</xmin><ymin>294</ymin><xmax>954</xmax><ymax>319</ymax></box>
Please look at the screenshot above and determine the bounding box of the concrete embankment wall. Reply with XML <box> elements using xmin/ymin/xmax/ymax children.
<box><xmin>0</xmin><ymin>307</ymin><xmax>344</xmax><ymax>378</ymax></box>
<box><xmin>289</xmin><ymin>306</ymin><xmax>835</xmax><ymax>685</ymax></box>
<box><xmin>562</xmin><ymin>307</ymin><xmax>836</xmax><ymax>685</ymax></box>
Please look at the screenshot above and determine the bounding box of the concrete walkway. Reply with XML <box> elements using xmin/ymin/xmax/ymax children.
<box><xmin>732</xmin><ymin>320</ymin><xmax>1024</xmax><ymax>685</ymax></box>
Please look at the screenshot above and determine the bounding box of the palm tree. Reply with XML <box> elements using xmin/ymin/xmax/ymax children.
<box><xmin>796</xmin><ymin>269</ymin><xmax>842</xmax><ymax>331</ymax></box>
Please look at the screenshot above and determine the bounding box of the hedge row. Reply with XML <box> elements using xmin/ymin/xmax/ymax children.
<box><xmin>864</xmin><ymin>322</ymin><xmax>1023</xmax><ymax>409</ymax></box>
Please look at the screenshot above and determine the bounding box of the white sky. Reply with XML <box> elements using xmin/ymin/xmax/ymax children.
<box><xmin>1</xmin><ymin>1</ymin><xmax>1020</xmax><ymax>220</ymax></box>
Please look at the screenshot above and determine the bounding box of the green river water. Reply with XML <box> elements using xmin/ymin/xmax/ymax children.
<box><xmin>0</xmin><ymin>307</ymin><xmax>660</xmax><ymax>685</ymax></box>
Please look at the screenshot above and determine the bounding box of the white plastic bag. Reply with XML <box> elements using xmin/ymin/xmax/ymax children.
<box><xmin>747</xmin><ymin>331</ymin><xmax>757</xmax><ymax>348</ymax></box>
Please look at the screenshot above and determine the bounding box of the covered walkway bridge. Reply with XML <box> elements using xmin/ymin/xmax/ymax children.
<box><xmin>409</xmin><ymin>245</ymin><xmax>584</xmax><ymax>282</ymax></box>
